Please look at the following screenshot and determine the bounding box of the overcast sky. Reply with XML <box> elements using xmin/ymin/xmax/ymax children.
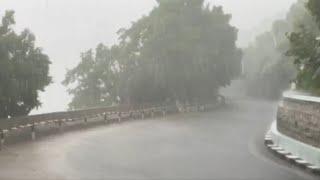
<box><xmin>0</xmin><ymin>0</ymin><xmax>296</xmax><ymax>114</ymax></box>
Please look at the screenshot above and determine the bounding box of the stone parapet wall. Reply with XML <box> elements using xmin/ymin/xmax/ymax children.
<box><xmin>277</xmin><ymin>91</ymin><xmax>320</xmax><ymax>148</ymax></box>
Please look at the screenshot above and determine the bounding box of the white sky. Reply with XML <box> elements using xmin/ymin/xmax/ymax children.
<box><xmin>0</xmin><ymin>0</ymin><xmax>296</xmax><ymax>114</ymax></box>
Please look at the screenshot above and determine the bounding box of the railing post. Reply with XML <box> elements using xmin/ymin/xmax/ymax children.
<box><xmin>118</xmin><ymin>112</ymin><xmax>122</xmax><ymax>123</ymax></box>
<box><xmin>58</xmin><ymin>120</ymin><xmax>62</xmax><ymax>131</ymax></box>
<box><xmin>151</xmin><ymin>109</ymin><xmax>154</xmax><ymax>118</ymax></box>
<box><xmin>31</xmin><ymin>124</ymin><xmax>36</xmax><ymax>141</ymax></box>
<box><xmin>104</xmin><ymin>113</ymin><xmax>107</xmax><ymax>123</ymax></box>
<box><xmin>0</xmin><ymin>130</ymin><xmax>5</xmax><ymax>150</ymax></box>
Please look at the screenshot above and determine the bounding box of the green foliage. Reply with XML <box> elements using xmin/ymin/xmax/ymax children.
<box><xmin>0</xmin><ymin>10</ymin><xmax>51</xmax><ymax>118</ymax></box>
<box><xmin>244</xmin><ymin>0</ymin><xmax>320</xmax><ymax>96</ymax></box>
<box><xmin>64</xmin><ymin>0</ymin><xmax>242</xmax><ymax>109</ymax></box>
<box><xmin>286</xmin><ymin>26</ymin><xmax>320</xmax><ymax>93</ymax></box>
<box><xmin>286</xmin><ymin>0</ymin><xmax>320</xmax><ymax>94</ymax></box>
<box><xmin>63</xmin><ymin>44</ymin><xmax>119</xmax><ymax>110</ymax></box>
<box><xmin>307</xmin><ymin>0</ymin><xmax>320</xmax><ymax>26</ymax></box>
<box><xmin>242</xmin><ymin>1</ymin><xmax>311</xmax><ymax>99</ymax></box>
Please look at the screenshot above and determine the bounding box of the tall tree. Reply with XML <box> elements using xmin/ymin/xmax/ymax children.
<box><xmin>117</xmin><ymin>0</ymin><xmax>241</xmax><ymax>104</ymax></box>
<box><xmin>65</xmin><ymin>0</ymin><xmax>242</xmax><ymax>108</ymax></box>
<box><xmin>63</xmin><ymin>44</ymin><xmax>119</xmax><ymax>109</ymax></box>
<box><xmin>307</xmin><ymin>0</ymin><xmax>320</xmax><ymax>26</ymax></box>
<box><xmin>286</xmin><ymin>0</ymin><xmax>320</xmax><ymax>94</ymax></box>
<box><xmin>0</xmin><ymin>10</ymin><xmax>51</xmax><ymax>118</ymax></box>
<box><xmin>243</xmin><ymin>0</ymin><xmax>316</xmax><ymax>98</ymax></box>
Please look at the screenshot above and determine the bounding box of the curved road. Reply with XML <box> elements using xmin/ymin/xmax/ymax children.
<box><xmin>0</xmin><ymin>99</ymin><xmax>318</xmax><ymax>180</ymax></box>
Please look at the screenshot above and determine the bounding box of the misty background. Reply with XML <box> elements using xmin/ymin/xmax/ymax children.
<box><xmin>0</xmin><ymin>0</ymin><xmax>296</xmax><ymax>114</ymax></box>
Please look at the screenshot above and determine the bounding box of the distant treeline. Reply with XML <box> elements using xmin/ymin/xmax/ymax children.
<box><xmin>243</xmin><ymin>0</ymin><xmax>320</xmax><ymax>99</ymax></box>
<box><xmin>64</xmin><ymin>0</ymin><xmax>242</xmax><ymax>110</ymax></box>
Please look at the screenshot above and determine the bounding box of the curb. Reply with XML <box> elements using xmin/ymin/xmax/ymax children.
<box><xmin>265</xmin><ymin>129</ymin><xmax>320</xmax><ymax>175</ymax></box>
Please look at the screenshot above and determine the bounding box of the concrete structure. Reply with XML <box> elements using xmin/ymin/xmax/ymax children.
<box><xmin>268</xmin><ymin>121</ymin><xmax>320</xmax><ymax>168</ymax></box>
<box><xmin>277</xmin><ymin>91</ymin><xmax>320</xmax><ymax>148</ymax></box>
<box><xmin>267</xmin><ymin>91</ymin><xmax>320</xmax><ymax>172</ymax></box>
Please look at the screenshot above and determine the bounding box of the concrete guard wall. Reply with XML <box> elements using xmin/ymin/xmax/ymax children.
<box><xmin>270</xmin><ymin>121</ymin><xmax>320</xmax><ymax>167</ymax></box>
<box><xmin>277</xmin><ymin>91</ymin><xmax>320</xmax><ymax>148</ymax></box>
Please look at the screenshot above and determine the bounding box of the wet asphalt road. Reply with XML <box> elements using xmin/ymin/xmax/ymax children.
<box><xmin>0</xmin><ymin>99</ymin><xmax>318</xmax><ymax>180</ymax></box>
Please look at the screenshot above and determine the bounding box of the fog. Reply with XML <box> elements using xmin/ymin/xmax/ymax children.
<box><xmin>0</xmin><ymin>0</ymin><xmax>295</xmax><ymax>114</ymax></box>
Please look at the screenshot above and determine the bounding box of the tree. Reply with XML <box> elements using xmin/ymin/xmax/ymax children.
<box><xmin>63</xmin><ymin>44</ymin><xmax>119</xmax><ymax>110</ymax></box>
<box><xmin>0</xmin><ymin>10</ymin><xmax>51</xmax><ymax>118</ymax></box>
<box><xmin>307</xmin><ymin>0</ymin><xmax>320</xmax><ymax>26</ymax></box>
<box><xmin>242</xmin><ymin>0</ymin><xmax>317</xmax><ymax>99</ymax></box>
<box><xmin>118</xmin><ymin>0</ymin><xmax>241</xmax><ymax>104</ymax></box>
<box><xmin>65</xmin><ymin>0</ymin><xmax>242</xmax><ymax>108</ymax></box>
<box><xmin>286</xmin><ymin>0</ymin><xmax>320</xmax><ymax>94</ymax></box>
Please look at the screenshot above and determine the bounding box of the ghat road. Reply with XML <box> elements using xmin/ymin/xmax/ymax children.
<box><xmin>0</xmin><ymin>99</ymin><xmax>318</xmax><ymax>180</ymax></box>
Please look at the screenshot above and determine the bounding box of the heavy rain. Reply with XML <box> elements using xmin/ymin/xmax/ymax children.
<box><xmin>0</xmin><ymin>0</ymin><xmax>319</xmax><ymax>179</ymax></box>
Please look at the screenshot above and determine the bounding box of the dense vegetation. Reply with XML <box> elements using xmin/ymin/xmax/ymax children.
<box><xmin>0</xmin><ymin>11</ymin><xmax>51</xmax><ymax>118</ymax></box>
<box><xmin>286</xmin><ymin>0</ymin><xmax>320</xmax><ymax>94</ymax></box>
<box><xmin>64</xmin><ymin>0</ymin><xmax>242</xmax><ymax>110</ymax></box>
<box><xmin>243</xmin><ymin>0</ymin><xmax>316</xmax><ymax>99</ymax></box>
